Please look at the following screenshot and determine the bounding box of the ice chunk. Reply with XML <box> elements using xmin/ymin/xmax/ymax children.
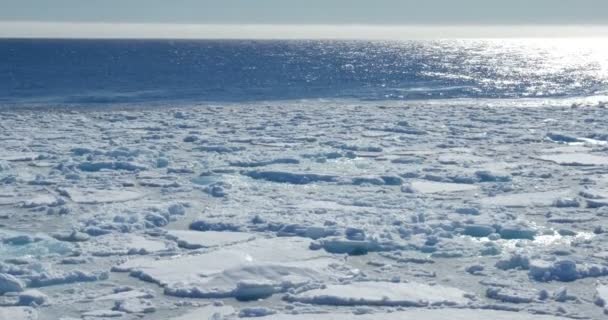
<box><xmin>535</xmin><ymin>153</ymin><xmax>608</xmax><ymax>166</ymax></box>
<box><xmin>455</xmin><ymin>207</ymin><xmax>480</xmax><ymax>215</ymax></box>
<box><xmin>78</xmin><ymin>161</ymin><xmax>147</xmax><ymax>172</ymax></box>
<box><xmin>95</xmin><ymin>289</ymin><xmax>154</xmax><ymax>301</ymax></box>
<box><xmin>0</xmin><ymin>273</ymin><xmax>25</xmax><ymax>294</ymax></box>
<box><xmin>114</xmin><ymin>237</ymin><xmax>338</xmax><ymax>300</ymax></box>
<box><xmin>529</xmin><ymin>259</ymin><xmax>579</xmax><ymax>282</ymax></box>
<box><xmin>595</xmin><ymin>284</ymin><xmax>608</xmax><ymax>307</ymax></box>
<box><xmin>28</xmin><ymin>270</ymin><xmax>109</xmax><ymax>287</ymax></box>
<box><xmin>113</xmin><ymin>299</ymin><xmax>156</xmax><ymax>314</ymax></box>
<box><xmin>239</xmin><ymin>307</ymin><xmax>276</xmax><ymax>317</ymax></box>
<box><xmin>0</xmin><ymin>153</ymin><xmax>40</xmax><ymax>162</ymax></box>
<box><xmin>486</xmin><ymin>287</ymin><xmax>537</xmax><ymax>303</ymax></box>
<box><xmin>0</xmin><ymin>230</ymin><xmax>72</xmax><ymax>257</ymax></box>
<box><xmin>287</xmin><ymin>281</ymin><xmax>471</xmax><ymax>307</ymax></box>
<box><xmin>499</xmin><ymin>223</ymin><xmax>537</xmax><ymax>240</ymax></box>
<box><xmin>243</xmin><ymin>170</ymin><xmax>337</xmax><ymax>184</ymax></box>
<box><xmin>166</xmin><ymin>230</ymin><xmax>254</xmax><ymax>249</ymax></box>
<box><xmin>312</xmin><ymin>237</ymin><xmax>400</xmax><ymax>255</ymax></box>
<box><xmin>53</xmin><ymin>230</ymin><xmax>90</xmax><ymax>242</ymax></box>
<box><xmin>19</xmin><ymin>194</ymin><xmax>62</xmax><ymax>208</ymax></box>
<box><xmin>481</xmin><ymin>190</ymin><xmax>571</xmax><ymax>208</ymax></box>
<box><xmin>81</xmin><ymin>310</ymin><xmax>125</xmax><ymax>318</ymax></box>
<box><xmin>230</xmin><ymin>158</ymin><xmax>300</xmax><ymax>167</ymax></box>
<box><xmin>60</xmin><ymin>188</ymin><xmax>145</xmax><ymax>204</ymax></box>
<box><xmin>495</xmin><ymin>254</ymin><xmax>530</xmax><ymax>270</ymax></box>
<box><xmin>81</xmin><ymin>234</ymin><xmax>170</xmax><ymax>256</ymax></box>
<box><xmin>407</xmin><ymin>180</ymin><xmax>479</xmax><ymax>194</ymax></box>
<box><xmin>17</xmin><ymin>289</ymin><xmax>49</xmax><ymax>306</ymax></box>
<box><xmin>189</xmin><ymin>220</ymin><xmax>241</xmax><ymax>232</ymax></box>
<box><xmin>463</xmin><ymin>224</ymin><xmax>496</xmax><ymax>237</ymax></box>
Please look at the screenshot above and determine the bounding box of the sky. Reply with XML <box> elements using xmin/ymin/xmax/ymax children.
<box><xmin>1</xmin><ymin>0</ymin><xmax>608</xmax><ymax>38</ymax></box>
<box><xmin>2</xmin><ymin>0</ymin><xmax>608</xmax><ymax>24</ymax></box>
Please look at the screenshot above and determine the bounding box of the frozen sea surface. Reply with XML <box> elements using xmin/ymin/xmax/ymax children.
<box><xmin>1</xmin><ymin>100</ymin><xmax>608</xmax><ymax>319</ymax></box>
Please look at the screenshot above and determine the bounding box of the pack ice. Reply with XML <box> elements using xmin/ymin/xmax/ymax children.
<box><xmin>1</xmin><ymin>102</ymin><xmax>608</xmax><ymax>319</ymax></box>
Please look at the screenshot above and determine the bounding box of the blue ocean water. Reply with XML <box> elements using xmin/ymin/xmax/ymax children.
<box><xmin>1</xmin><ymin>39</ymin><xmax>607</xmax><ymax>105</ymax></box>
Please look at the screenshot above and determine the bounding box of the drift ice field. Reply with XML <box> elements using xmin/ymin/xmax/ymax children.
<box><xmin>1</xmin><ymin>39</ymin><xmax>608</xmax><ymax>319</ymax></box>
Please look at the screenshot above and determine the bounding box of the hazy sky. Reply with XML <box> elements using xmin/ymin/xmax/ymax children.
<box><xmin>1</xmin><ymin>0</ymin><xmax>608</xmax><ymax>25</ymax></box>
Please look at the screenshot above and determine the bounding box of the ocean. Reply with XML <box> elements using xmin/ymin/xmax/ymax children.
<box><xmin>0</xmin><ymin>38</ymin><xmax>607</xmax><ymax>106</ymax></box>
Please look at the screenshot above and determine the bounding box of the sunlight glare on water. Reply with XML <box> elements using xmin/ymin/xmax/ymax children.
<box><xmin>0</xmin><ymin>38</ymin><xmax>607</xmax><ymax>104</ymax></box>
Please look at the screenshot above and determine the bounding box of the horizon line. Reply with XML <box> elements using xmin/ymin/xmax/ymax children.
<box><xmin>1</xmin><ymin>22</ymin><xmax>608</xmax><ymax>40</ymax></box>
